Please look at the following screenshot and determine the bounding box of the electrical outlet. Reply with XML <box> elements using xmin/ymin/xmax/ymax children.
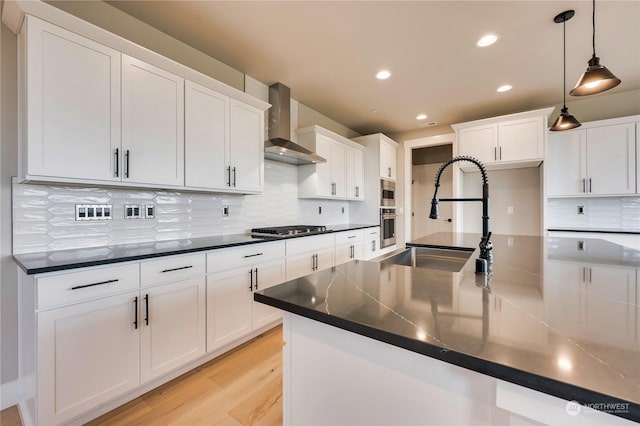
<box><xmin>341</xmin><ymin>206</ymin><xmax>345</xmax><ymax>214</ymax></box>
<box><xmin>125</xmin><ymin>204</ymin><xmax>142</xmax><ymax>219</ymax></box>
<box><xmin>577</xmin><ymin>205</ymin><xmax>585</xmax><ymax>215</ymax></box>
<box><xmin>507</xmin><ymin>206</ymin><xmax>514</xmax><ymax>215</ymax></box>
<box><xmin>76</xmin><ymin>204</ymin><xmax>113</xmax><ymax>221</ymax></box>
<box><xmin>222</xmin><ymin>205</ymin><xmax>229</xmax><ymax>217</ymax></box>
<box><xmin>318</xmin><ymin>206</ymin><xmax>322</xmax><ymax>214</ymax></box>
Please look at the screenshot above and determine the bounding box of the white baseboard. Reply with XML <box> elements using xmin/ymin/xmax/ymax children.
<box><xmin>1</xmin><ymin>379</ymin><xmax>20</xmax><ymax>410</ymax></box>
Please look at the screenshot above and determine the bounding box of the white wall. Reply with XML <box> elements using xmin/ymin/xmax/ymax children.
<box><xmin>461</xmin><ymin>168</ymin><xmax>542</xmax><ymax>237</ymax></box>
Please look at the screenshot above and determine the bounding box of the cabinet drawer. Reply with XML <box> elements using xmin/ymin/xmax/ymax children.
<box><xmin>286</xmin><ymin>233</ymin><xmax>335</xmax><ymax>255</ymax></box>
<box><xmin>141</xmin><ymin>253</ymin><xmax>205</xmax><ymax>287</ymax></box>
<box><xmin>334</xmin><ymin>230</ymin><xmax>365</xmax><ymax>245</ymax></box>
<box><xmin>37</xmin><ymin>263</ymin><xmax>139</xmax><ymax>309</ymax></box>
<box><xmin>207</xmin><ymin>241</ymin><xmax>285</xmax><ymax>274</ymax></box>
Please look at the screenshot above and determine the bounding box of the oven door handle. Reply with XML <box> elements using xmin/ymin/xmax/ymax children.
<box><xmin>381</xmin><ymin>214</ymin><xmax>397</xmax><ymax>219</ymax></box>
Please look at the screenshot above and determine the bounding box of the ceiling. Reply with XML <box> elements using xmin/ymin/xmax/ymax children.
<box><xmin>105</xmin><ymin>1</ymin><xmax>639</xmax><ymax>136</ymax></box>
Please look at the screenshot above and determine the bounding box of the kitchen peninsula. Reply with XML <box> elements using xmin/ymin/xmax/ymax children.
<box><xmin>254</xmin><ymin>233</ymin><xmax>640</xmax><ymax>425</ymax></box>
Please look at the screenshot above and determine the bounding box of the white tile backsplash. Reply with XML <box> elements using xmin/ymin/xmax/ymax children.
<box><xmin>12</xmin><ymin>160</ymin><xmax>350</xmax><ymax>254</ymax></box>
<box><xmin>546</xmin><ymin>197</ymin><xmax>640</xmax><ymax>231</ymax></box>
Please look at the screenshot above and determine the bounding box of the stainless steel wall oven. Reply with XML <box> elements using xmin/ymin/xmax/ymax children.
<box><xmin>380</xmin><ymin>208</ymin><xmax>396</xmax><ymax>248</ymax></box>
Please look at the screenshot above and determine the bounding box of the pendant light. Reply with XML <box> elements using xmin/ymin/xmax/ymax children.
<box><xmin>550</xmin><ymin>10</ymin><xmax>581</xmax><ymax>132</ymax></box>
<box><xmin>570</xmin><ymin>0</ymin><xmax>621</xmax><ymax>96</ymax></box>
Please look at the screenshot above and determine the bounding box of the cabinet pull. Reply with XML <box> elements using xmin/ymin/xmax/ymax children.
<box><xmin>351</xmin><ymin>245</ymin><xmax>355</xmax><ymax>259</ymax></box>
<box><xmin>582</xmin><ymin>266</ymin><xmax>586</xmax><ymax>282</ymax></box>
<box><xmin>249</xmin><ymin>268</ymin><xmax>253</xmax><ymax>291</ymax></box>
<box><xmin>124</xmin><ymin>150</ymin><xmax>130</xmax><ymax>178</ymax></box>
<box><xmin>582</xmin><ymin>178</ymin><xmax>586</xmax><ymax>193</ymax></box>
<box><xmin>144</xmin><ymin>293</ymin><xmax>149</xmax><ymax>325</ymax></box>
<box><xmin>232</xmin><ymin>167</ymin><xmax>237</xmax><ymax>187</ymax></box>
<box><xmin>144</xmin><ymin>294</ymin><xmax>149</xmax><ymax>326</ymax></box>
<box><xmin>71</xmin><ymin>278</ymin><xmax>119</xmax><ymax>290</ymax></box>
<box><xmin>114</xmin><ymin>148</ymin><xmax>119</xmax><ymax>177</ymax></box>
<box><xmin>331</xmin><ymin>182</ymin><xmax>336</xmax><ymax>195</ymax></box>
<box><xmin>372</xmin><ymin>240</ymin><xmax>376</xmax><ymax>252</ymax></box>
<box><xmin>588</xmin><ymin>267</ymin><xmax>592</xmax><ymax>283</ymax></box>
<box><xmin>499</xmin><ymin>146</ymin><xmax>502</xmax><ymax>160</ymax></box>
<box><xmin>348</xmin><ymin>235</ymin><xmax>357</xmax><ymax>239</ymax></box>
<box><xmin>243</xmin><ymin>253</ymin><xmax>264</xmax><ymax>258</ymax></box>
<box><xmin>161</xmin><ymin>265</ymin><xmax>193</xmax><ymax>273</ymax></box>
<box><xmin>588</xmin><ymin>178</ymin><xmax>592</xmax><ymax>193</ymax></box>
<box><xmin>494</xmin><ymin>147</ymin><xmax>497</xmax><ymax>161</ymax></box>
<box><xmin>355</xmin><ymin>186</ymin><xmax>359</xmax><ymax>197</ymax></box>
<box><xmin>227</xmin><ymin>166</ymin><xmax>231</xmax><ymax>187</ymax></box>
<box><xmin>133</xmin><ymin>296</ymin><xmax>138</xmax><ymax>330</ymax></box>
<box><xmin>255</xmin><ymin>267</ymin><xmax>259</xmax><ymax>290</ymax></box>
<box><xmin>388</xmin><ymin>167</ymin><xmax>391</xmax><ymax>178</ymax></box>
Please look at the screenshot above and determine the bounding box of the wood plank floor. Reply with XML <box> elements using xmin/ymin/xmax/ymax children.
<box><xmin>0</xmin><ymin>326</ymin><xmax>283</xmax><ymax>426</ymax></box>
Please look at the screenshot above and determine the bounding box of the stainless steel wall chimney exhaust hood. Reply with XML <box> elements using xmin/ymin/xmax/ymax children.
<box><xmin>265</xmin><ymin>83</ymin><xmax>327</xmax><ymax>165</ymax></box>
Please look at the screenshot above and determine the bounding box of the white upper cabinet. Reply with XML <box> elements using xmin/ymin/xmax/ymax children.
<box><xmin>547</xmin><ymin>119</ymin><xmax>637</xmax><ymax>197</ymax></box>
<box><xmin>379</xmin><ymin>138</ymin><xmax>397</xmax><ymax>180</ymax></box>
<box><xmin>297</xmin><ymin>125</ymin><xmax>364</xmax><ymax>200</ymax></box>
<box><xmin>454</xmin><ymin>108</ymin><xmax>553</xmax><ymax>170</ymax></box>
<box><xmin>122</xmin><ymin>55</ymin><xmax>184</xmax><ymax>187</ymax></box>
<box><xmin>17</xmin><ymin>14</ymin><xmax>268</xmax><ymax>192</ymax></box>
<box><xmin>228</xmin><ymin>100</ymin><xmax>264</xmax><ymax>193</ymax></box>
<box><xmin>185</xmin><ymin>81</ymin><xmax>229</xmax><ymax>189</ymax></box>
<box><xmin>24</xmin><ymin>16</ymin><xmax>121</xmax><ymax>182</ymax></box>
<box><xmin>346</xmin><ymin>145</ymin><xmax>365</xmax><ymax>200</ymax></box>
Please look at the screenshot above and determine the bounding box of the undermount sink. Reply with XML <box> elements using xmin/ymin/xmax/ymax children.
<box><xmin>378</xmin><ymin>246</ymin><xmax>474</xmax><ymax>273</ymax></box>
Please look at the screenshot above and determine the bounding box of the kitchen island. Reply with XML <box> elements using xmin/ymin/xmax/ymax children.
<box><xmin>254</xmin><ymin>233</ymin><xmax>640</xmax><ymax>425</ymax></box>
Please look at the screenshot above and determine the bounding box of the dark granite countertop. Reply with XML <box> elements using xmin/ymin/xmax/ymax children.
<box><xmin>255</xmin><ymin>233</ymin><xmax>640</xmax><ymax>422</ymax></box>
<box><xmin>13</xmin><ymin>224</ymin><xmax>378</xmax><ymax>275</ymax></box>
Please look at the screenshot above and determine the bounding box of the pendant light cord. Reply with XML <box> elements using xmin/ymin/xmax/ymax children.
<box><xmin>592</xmin><ymin>0</ymin><xmax>597</xmax><ymax>57</ymax></box>
<box><xmin>563</xmin><ymin>17</ymin><xmax>567</xmax><ymax>108</ymax></box>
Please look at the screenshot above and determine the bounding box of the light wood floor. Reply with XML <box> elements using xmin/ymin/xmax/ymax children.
<box><xmin>0</xmin><ymin>326</ymin><xmax>283</xmax><ymax>426</ymax></box>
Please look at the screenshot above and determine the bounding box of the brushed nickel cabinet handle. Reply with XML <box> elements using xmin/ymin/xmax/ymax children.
<box><xmin>114</xmin><ymin>148</ymin><xmax>119</xmax><ymax>177</ymax></box>
<box><xmin>124</xmin><ymin>150</ymin><xmax>130</xmax><ymax>178</ymax></box>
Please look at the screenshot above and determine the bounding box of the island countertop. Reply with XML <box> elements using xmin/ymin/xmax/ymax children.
<box><xmin>255</xmin><ymin>233</ymin><xmax>640</xmax><ymax>422</ymax></box>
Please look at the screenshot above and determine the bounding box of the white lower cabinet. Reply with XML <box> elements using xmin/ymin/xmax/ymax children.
<box><xmin>334</xmin><ymin>230</ymin><xmax>365</xmax><ymax>265</ymax></box>
<box><xmin>364</xmin><ymin>227</ymin><xmax>381</xmax><ymax>260</ymax></box>
<box><xmin>285</xmin><ymin>234</ymin><xmax>335</xmax><ymax>281</ymax></box>
<box><xmin>37</xmin><ymin>291</ymin><xmax>141</xmax><ymax>426</ymax></box>
<box><xmin>140</xmin><ymin>277</ymin><xmax>206</xmax><ymax>383</ymax></box>
<box><xmin>206</xmin><ymin>242</ymin><xmax>286</xmax><ymax>353</ymax></box>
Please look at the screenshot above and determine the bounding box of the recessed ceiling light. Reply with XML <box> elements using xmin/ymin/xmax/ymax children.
<box><xmin>376</xmin><ymin>70</ymin><xmax>391</xmax><ymax>80</ymax></box>
<box><xmin>371</xmin><ymin>109</ymin><xmax>379</xmax><ymax>114</ymax></box>
<box><xmin>497</xmin><ymin>84</ymin><xmax>512</xmax><ymax>93</ymax></box>
<box><xmin>476</xmin><ymin>34</ymin><xmax>498</xmax><ymax>47</ymax></box>
<box><xmin>416</xmin><ymin>114</ymin><xmax>428</xmax><ymax>120</ymax></box>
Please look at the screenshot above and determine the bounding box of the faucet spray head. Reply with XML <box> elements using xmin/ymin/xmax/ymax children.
<box><xmin>429</xmin><ymin>199</ymin><xmax>439</xmax><ymax>219</ymax></box>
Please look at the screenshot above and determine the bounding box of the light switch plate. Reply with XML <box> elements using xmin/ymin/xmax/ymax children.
<box><xmin>222</xmin><ymin>205</ymin><xmax>229</xmax><ymax>217</ymax></box>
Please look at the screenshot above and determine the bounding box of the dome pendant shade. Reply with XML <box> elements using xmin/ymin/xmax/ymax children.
<box><xmin>570</xmin><ymin>55</ymin><xmax>621</xmax><ymax>96</ymax></box>
<box><xmin>550</xmin><ymin>107</ymin><xmax>581</xmax><ymax>131</ymax></box>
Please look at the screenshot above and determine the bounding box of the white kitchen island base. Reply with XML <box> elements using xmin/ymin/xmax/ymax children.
<box><xmin>282</xmin><ymin>313</ymin><xmax>634</xmax><ymax>426</ymax></box>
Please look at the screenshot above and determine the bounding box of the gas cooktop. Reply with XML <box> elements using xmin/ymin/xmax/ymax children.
<box><xmin>251</xmin><ymin>225</ymin><xmax>330</xmax><ymax>237</ymax></box>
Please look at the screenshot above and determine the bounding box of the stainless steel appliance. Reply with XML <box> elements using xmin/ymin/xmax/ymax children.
<box><xmin>380</xmin><ymin>208</ymin><xmax>396</xmax><ymax>248</ymax></box>
<box><xmin>251</xmin><ymin>225</ymin><xmax>329</xmax><ymax>238</ymax></box>
<box><xmin>380</xmin><ymin>179</ymin><xmax>396</xmax><ymax>207</ymax></box>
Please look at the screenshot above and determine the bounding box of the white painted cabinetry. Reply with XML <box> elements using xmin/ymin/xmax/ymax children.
<box><xmin>286</xmin><ymin>234</ymin><xmax>335</xmax><ymax>280</ymax></box>
<box><xmin>22</xmin><ymin>16</ymin><xmax>122</xmax><ymax>182</ymax></box>
<box><xmin>454</xmin><ymin>108</ymin><xmax>553</xmax><ymax>170</ymax></box>
<box><xmin>363</xmin><ymin>227</ymin><xmax>381</xmax><ymax>260</ymax></box>
<box><xmin>334</xmin><ymin>230</ymin><xmax>365</xmax><ymax>265</ymax></box>
<box><xmin>185</xmin><ymin>82</ymin><xmax>264</xmax><ymax>193</ymax></box>
<box><xmin>547</xmin><ymin>120</ymin><xmax>637</xmax><ymax>196</ymax></box>
<box><xmin>121</xmin><ymin>55</ymin><xmax>184</xmax><ymax>187</ymax></box>
<box><xmin>379</xmin><ymin>137</ymin><xmax>397</xmax><ymax>180</ymax></box>
<box><xmin>206</xmin><ymin>242</ymin><xmax>285</xmax><ymax>352</ymax></box>
<box><xmin>16</xmin><ymin>14</ymin><xmax>269</xmax><ymax>193</ymax></box>
<box><xmin>297</xmin><ymin>125</ymin><xmax>365</xmax><ymax>200</ymax></box>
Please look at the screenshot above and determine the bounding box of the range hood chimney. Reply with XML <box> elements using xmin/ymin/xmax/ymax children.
<box><xmin>265</xmin><ymin>83</ymin><xmax>326</xmax><ymax>165</ymax></box>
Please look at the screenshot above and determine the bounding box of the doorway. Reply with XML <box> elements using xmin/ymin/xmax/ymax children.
<box><xmin>411</xmin><ymin>144</ymin><xmax>454</xmax><ymax>240</ymax></box>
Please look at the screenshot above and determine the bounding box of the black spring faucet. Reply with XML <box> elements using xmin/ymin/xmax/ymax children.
<box><xmin>430</xmin><ymin>156</ymin><xmax>493</xmax><ymax>267</ymax></box>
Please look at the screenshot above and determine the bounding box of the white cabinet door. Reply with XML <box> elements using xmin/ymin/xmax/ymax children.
<box><xmin>364</xmin><ymin>228</ymin><xmax>381</xmax><ymax>260</ymax></box>
<box><xmin>286</xmin><ymin>246</ymin><xmax>335</xmax><ymax>281</ymax></box>
<box><xmin>313</xmin><ymin>136</ymin><xmax>333</xmax><ymax>197</ymax></box>
<box><xmin>184</xmin><ymin>81</ymin><xmax>229</xmax><ymax>189</ymax></box>
<box><xmin>229</xmin><ymin>100</ymin><xmax>263</xmax><ymax>192</ymax></box>
<box><xmin>346</xmin><ymin>146</ymin><xmax>364</xmax><ymax>200</ymax></box>
<box><xmin>122</xmin><ymin>55</ymin><xmax>184</xmax><ymax>186</ymax></box>
<box><xmin>251</xmin><ymin>259</ymin><xmax>286</xmax><ymax>330</ymax></box>
<box><xmin>206</xmin><ymin>268</ymin><xmax>253</xmax><ymax>352</ymax></box>
<box><xmin>586</xmin><ymin>123</ymin><xmax>636</xmax><ymax>195</ymax></box>
<box><xmin>546</xmin><ymin>130</ymin><xmax>586</xmax><ymax>196</ymax></box>
<box><xmin>379</xmin><ymin>139</ymin><xmax>397</xmax><ymax>180</ymax></box>
<box><xmin>25</xmin><ymin>16</ymin><xmax>121</xmax><ymax>182</ymax></box>
<box><xmin>140</xmin><ymin>277</ymin><xmax>206</xmax><ymax>383</ymax></box>
<box><xmin>458</xmin><ymin>124</ymin><xmax>497</xmax><ymax>164</ymax></box>
<box><xmin>37</xmin><ymin>292</ymin><xmax>140</xmax><ymax>425</ymax></box>
<box><xmin>331</xmin><ymin>141</ymin><xmax>347</xmax><ymax>198</ymax></box>
<box><xmin>498</xmin><ymin>117</ymin><xmax>544</xmax><ymax>162</ymax></box>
